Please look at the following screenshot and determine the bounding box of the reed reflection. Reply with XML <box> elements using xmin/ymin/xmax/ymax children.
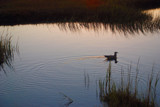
<box><xmin>56</xmin><ymin>16</ymin><xmax>160</xmax><ymax>35</ymax></box>
<box><xmin>0</xmin><ymin>32</ymin><xmax>17</xmax><ymax>73</ymax></box>
<box><xmin>84</xmin><ymin>71</ymin><xmax>90</xmax><ymax>89</ymax></box>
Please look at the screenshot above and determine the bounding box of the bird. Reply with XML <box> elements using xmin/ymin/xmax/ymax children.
<box><xmin>104</xmin><ymin>52</ymin><xmax>118</xmax><ymax>63</ymax></box>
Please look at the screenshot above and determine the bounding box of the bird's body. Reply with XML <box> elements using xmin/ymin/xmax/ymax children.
<box><xmin>104</xmin><ymin>55</ymin><xmax>116</xmax><ymax>60</ymax></box>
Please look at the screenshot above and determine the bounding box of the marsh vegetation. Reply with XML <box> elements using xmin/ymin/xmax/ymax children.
<box><xmin>0</xmin><ymin>32</ymin><xmax>16</xmax><ymax>72</ymax></box>
<box><xmin>0</xmin><ymin>0</ymin><xmax>160</xmax><ymax>106</ymax></box>
<box><xmin>99</xmin><ymin>62</ymin><xmax>160</xmax><ymax>107</ymax></box>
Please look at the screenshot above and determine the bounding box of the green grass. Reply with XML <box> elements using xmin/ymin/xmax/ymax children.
<box><xmin>99</xmin><ymin>62</ymin><xmax>160</xmax><ymax>107</ymax></box>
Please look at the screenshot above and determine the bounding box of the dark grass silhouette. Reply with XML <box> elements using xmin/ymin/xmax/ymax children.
<box><xmin>55</xmin><ymin>17</ymin><xmax>160</xmax><ymax>35</ymax></box>
<box><xmin>0</xmin><ymin>33</ymin><xmax>16</xmax><ymax>73</ymax></box>
<box><xmin>99</xmin><ymin>62</ymin><xmax>160</xmax><ymax>107</ymax></box>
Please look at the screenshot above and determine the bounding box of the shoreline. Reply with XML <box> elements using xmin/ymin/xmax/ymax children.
<box><xmin>0</xmin><ymin>0</ymin><xmax>160</xmax><ymax>25</ymax></box>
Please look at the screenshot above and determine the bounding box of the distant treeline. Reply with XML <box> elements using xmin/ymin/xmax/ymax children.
<box><xmin>0</xmin><ymin>0</ymin><xmax>160</xmax><ymax>25</ymax></box>
<box><xmin>115</xmin><ymin>0</ymin><xmax>160</xmax><ymax>9</ymax></box>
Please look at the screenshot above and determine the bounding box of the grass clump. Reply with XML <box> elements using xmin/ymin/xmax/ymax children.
<box><xmin>0</xmin><ymin>32</ymin><xmax>15</xmax><ymax>72</ymax></box>
<box><xmin>99</xmin><ymin>61</ymin><xmax>160</xmax><ymax>107</ymax></box>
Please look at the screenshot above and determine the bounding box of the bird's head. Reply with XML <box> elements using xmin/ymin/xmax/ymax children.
<box><xmin>114</xmin><ymin>52</ymin><xmax>118</xmax><ymax>54</ymax></box>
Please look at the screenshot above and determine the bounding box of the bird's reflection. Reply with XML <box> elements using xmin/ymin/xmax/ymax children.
<box><xmin>104</xmin><ymin>58</ymin><xmax>118</xmax><ymax>64</ymax></box>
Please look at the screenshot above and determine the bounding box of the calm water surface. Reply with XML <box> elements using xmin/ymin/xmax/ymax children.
<box><xmin>0</xmin><ymin>9</ymin><xmax>160</xmax><ymax>107</ymax></box>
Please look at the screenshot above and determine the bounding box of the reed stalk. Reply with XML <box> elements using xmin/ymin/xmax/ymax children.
<box><xmin>99</xmin><ymin>61</ymin><xmax>159</xmax><ymax>107</ymax></box>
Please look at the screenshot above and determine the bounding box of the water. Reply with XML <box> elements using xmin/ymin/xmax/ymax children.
<box><xmin>0</xmin><ymin>9</ymin><xmax>160</xmax><ymax>107</ymax></box>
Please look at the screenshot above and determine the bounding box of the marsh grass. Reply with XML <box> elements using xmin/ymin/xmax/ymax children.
<box><xmin>0</xmin><ymin>32</ymin><xmax>15</xmax><ymax>73</ymax></box>
<box><xmin>99</xmin><ymin>62</ymin><xmax>160</xmax><ymax>107</ymax></box>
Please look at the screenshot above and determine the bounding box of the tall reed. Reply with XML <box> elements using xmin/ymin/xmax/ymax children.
<box><xmin>99</xmin><ymin>61</ymin><xmax>160</xmax><ymax>107</ymax></box>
